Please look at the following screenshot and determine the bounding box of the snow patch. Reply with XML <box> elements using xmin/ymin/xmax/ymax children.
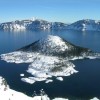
<box><xmin>52</xmin><ymin>98</ymin><xmax>68</xmax><ymax>100</ymax></box>
<box><xmin>21</xmin><ymin>77</ymin><xmax>36</xmax><ymax>84</ymax></box>
<box><xmin>45</xmin><ymin>79</ymin><xmax>53</xmax><ymax>83</ymax></box>
<box><xmin>20</xmin><ymin>74</ymin><xmax>24</xmax><ymax>77</ymax></box>
<box><xmin>90</xmin><ymin>97</ymin><xmax>99</xmax><ymax>100</ymax></box>
<box><xmin>56</xmin><ymin>77</ymin><xmax>63</xmax><ymax>81</ymax></box>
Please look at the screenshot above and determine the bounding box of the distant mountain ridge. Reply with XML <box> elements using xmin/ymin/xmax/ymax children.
<box><xmin>0</xmin><ymin>18</ymin><xmax>100</xmax><ymax>31</ymax></box>
<box><xmin>66</xmin><ymin>19</ymin><xmax>100</xmax><ymax>31</ymax></box>
<box><xmin>0</xmin><ymin>18</ymin><xmax>68</xmax><ymax>30</ymax></box>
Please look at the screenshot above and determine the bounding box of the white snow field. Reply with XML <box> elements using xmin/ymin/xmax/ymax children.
<box><xmin>0</xmin><ymin>76</ymin><xmax>50</xmax><ymax>100</ymax></box>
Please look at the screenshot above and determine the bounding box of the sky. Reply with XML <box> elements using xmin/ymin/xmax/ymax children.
<box><xmin>0</xmin><ymin>0</ymin><xmax>100</xmax><ymax>23</ymax></box>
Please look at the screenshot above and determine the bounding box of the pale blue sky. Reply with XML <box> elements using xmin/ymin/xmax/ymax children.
<box><xmin>0</xmin><ymin>0</ymin><xmax>100</xmax><ymax>23</ymax></box>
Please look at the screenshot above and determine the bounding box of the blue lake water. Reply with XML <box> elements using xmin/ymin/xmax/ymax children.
<box><xmin>0</xmin><ymin>30</ymin><xmax>100</xmax><ymax>100</ymax></box>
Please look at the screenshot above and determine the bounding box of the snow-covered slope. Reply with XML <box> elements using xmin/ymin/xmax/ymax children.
<box><xmin>20</xmin><ymin>35</ymin><xmax>91</xmax><ymax>58</ymax></box>
<box><xmin>1</xmin><ymin>35</ymin><xmax>100</xmax><ymax>84</ymax></box>
<box><xmin>67</xmin><ymin>19</ymin><xmax>100</xmax><ymax>31</ymax></box>
<box><xmin>0</xmin><ymin>77</ymin><xmax>9</xmax><ymax>91</ymax></box>
<box><xmin>0</xmin><ymin>19</ymin><xmax>51</xmax><ymax>30</ymax></box>
<box><xmin>51</xmin><ymin>22</ymin><xmax>68</xmax><ymax>29</ymax></box>
<box><xmin>0</xmin><ymin>76</ymin><xmax>50</xmax><ymax>100</ymax></box>
<box><xmin>0</xmin><ymin>19</ymin><xmax>67</xmax><ymax>30</ymax></box>
<box><xmin>27</xmin><ymin>19</ymin><xmax>51</xmax><ymax>30</ymax></box>
<box><xmin>0</xmin><ymin>20</ymin><xmax>32</xmax><ymax>30</ymax></box>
